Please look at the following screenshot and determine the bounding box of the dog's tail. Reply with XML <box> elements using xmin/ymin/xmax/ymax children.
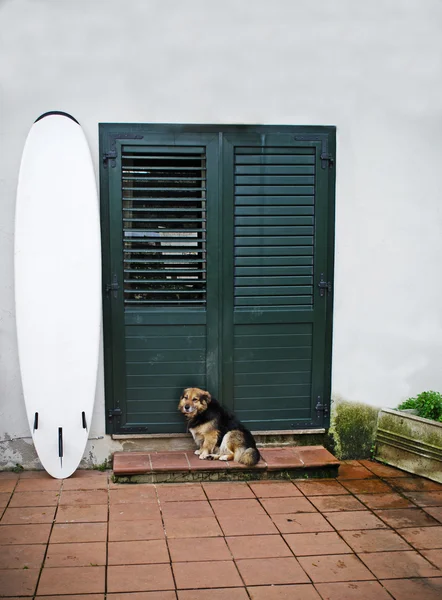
<box><xmin>236</xmin><ymin>447</ymin><xmax>260</xmax><ymax>467</ymax></box>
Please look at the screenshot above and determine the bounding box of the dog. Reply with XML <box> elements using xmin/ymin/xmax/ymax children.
<box><xmin>178</xmin><ymin>387</ymin><xmax>260</xmax><ymax>466</ymax></box>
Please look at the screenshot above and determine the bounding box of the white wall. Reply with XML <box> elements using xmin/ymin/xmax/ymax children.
<box><xmin>1</xmin><ymin>0</ymin><xmax>442</xmax><ymax>468</ymax></box>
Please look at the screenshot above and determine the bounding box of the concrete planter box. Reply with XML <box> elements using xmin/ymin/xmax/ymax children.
<box><xmin>375</xmin><ymin>408</ymin><xmax>442</xmax><ymax>483</ymax></box>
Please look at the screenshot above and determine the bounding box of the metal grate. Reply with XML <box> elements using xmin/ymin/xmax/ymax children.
<box><xmin>122</xmin><ymin>149</ymin><xmax>207</xmax><ymax>307</ymax></box>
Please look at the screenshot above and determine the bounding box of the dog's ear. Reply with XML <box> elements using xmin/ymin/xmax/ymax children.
<box><xmin>200</xmin><ymin>391</ymin><xmax>212</xmax><ymax>405</ymax></box>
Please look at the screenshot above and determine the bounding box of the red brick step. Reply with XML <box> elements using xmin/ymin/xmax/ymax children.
<box><xmin>112</xmin><ymin>446</ymin><xmax>339</xmax><ymax>483</ymax></box>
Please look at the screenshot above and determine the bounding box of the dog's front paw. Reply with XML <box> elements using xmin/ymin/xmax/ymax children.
<box><xmin>199</xmin><ymin>452</ymin><xmax>209</xmax><ymax>460</ymax></box>
<box><xmin>194</xmin><ymin>449</ymin><xmax>201</xmax><ymax>455</ymax></box>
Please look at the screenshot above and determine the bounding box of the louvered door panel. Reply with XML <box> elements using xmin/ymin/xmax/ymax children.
<box><xmin>106</xmin><ymin>135</ymin><xmax>219</xmax><ymax>433</ymax></box>
<box><xmin>234</xmin><ymin>147</ymin><xmax>315</xmax><ymax>309</ymax></box>
<box><xmin>222</xmin><ymin>134</ymin><xmax>330</xmax><ymax>430</ymax></box>
<box><xmin>125</xmin><ymin>322</ymin><xmax>207</xmax><ymax>428</ymax></box>
<box><xmin>122</xmin><ymin>148</ymin><xmax>207</xmax><ymax>307</ymax></box>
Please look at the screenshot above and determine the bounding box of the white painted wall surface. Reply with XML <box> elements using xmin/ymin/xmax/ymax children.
<box><xmin>1</xmin><ymin>0</ymin><xmax>442</xmax><ymax>468</ymax></box>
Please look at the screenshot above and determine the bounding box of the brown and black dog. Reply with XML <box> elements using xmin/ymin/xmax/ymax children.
<box><xmin>178</xmin><ymin>387</ymin><xmax>260</xmax><ymax>466</ymax></box>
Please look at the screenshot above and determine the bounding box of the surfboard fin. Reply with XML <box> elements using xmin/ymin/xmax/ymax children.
<box><xmin>33</xmin><ymin>412</ymin><xmax>38</xmax><ymax>431</ymax></box>
<box><xmin>82</xmin><ymin>411</ymin><xmax>87</xmax><ymax>430</ymax></box>
<box><xmin>58</xmin><ymin>427</ymin><xmax>63</xmax><ymax>459</ymax></box>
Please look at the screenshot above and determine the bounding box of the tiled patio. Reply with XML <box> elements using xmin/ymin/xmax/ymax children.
<box><xmin>1</xmin><ymin>459</ymin><xmax>442</xmax><ymax>599</ymax></box>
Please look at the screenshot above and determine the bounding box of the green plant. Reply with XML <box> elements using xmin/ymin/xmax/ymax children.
<box><xmin>398</xmin><ymin>391</ymin><xmax>442</xmax><ymax>422</ymax></box>
<box><xmin>397</xmin><ymin>397</ymin><xmax>418</xmax><ymax>410</ymax></box>
<box><xmin>329</xmin><ymin>399</ymin><xmax>379</xmax><ymax>460</ymax></box>
<box><xmin>93</xmin><ymin>459</ymin><xmax>110</xmax><ymax>472</ymax></box>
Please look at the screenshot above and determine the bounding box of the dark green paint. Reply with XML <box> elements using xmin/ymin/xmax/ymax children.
<box><xmin>100</xmin><ymin>124</ymin><xmax>335</xmax><ymax>433</ymax></box>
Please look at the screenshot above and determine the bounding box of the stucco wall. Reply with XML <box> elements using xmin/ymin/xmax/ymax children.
<box><xmin>1</xmin><ymin>0</ymin><xmax>442</xmax><ymax>468</ymax></box>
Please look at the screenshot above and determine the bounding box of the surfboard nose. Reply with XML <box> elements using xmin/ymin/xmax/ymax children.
<box><xmin>34</xmin><ymin>111</ymin><xmax>79</xmax><ymax>124</ymax></box>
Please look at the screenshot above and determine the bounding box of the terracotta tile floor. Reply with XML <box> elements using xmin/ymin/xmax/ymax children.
<box><xmin>1</xmin><ymin>461</ymin><xmax>442</xmax><ymax>599</ymax></box>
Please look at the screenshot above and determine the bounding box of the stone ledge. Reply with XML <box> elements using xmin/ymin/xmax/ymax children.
<box><xmin>112</xmin><ymin>431</ymin><xmax>329</xmax><ymax>453</ymax></box>
<box><xmin>112</xmin><ymin>429</ymin><xmax>326</xmax><ymax>439</ymax></box>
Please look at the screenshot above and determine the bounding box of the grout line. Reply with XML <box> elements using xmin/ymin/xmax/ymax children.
<box><xmin>31</xmin><ymin>477</ymin><xmax>63</xmax><ymax>599</ymax></box>
<box><xmin>294</xmin><ymin>465</ymin><xmax>393</xmax><ymax>582</ymax></box>
<box><xmin>105</xmin><ymin>471</ymin><xmax>110</xmax><ymax>600</ymax></box>
<box><xmin>156</xmin><ymin>482</ymin><xmax>179</xmax><ymax>595</ymax></box>
<box><xmin>383</xmin><ymin>516</ymin><xmax>442</xmax><ymax>569</ymax></box>
<box><xmin>254</xmin><ymin>487</ymin><xmax>315</xmax><ymax>586</ymax></box>
<box><xmin>201</xmin><ymin>482</ymin><xmax>253</xmax><ymax>595</ymax></box>
<box><xmin>183</xmin><ymin>452</ymin><xmax>191</xmax><ymax>470</ymax></box>
<box><xmin>311</xmin><ymin>580</ymin><xmax>396</xmax><ymax>599</ymax></box>
<box><xmin>315</xmin><ymin>463</ymin><xmax>440</xmax><ymax>594</ymax></box>
<box><xmin>0</xmin><ymin>474</ymin><xmax>20</xmax><ymax>515</ymax></box>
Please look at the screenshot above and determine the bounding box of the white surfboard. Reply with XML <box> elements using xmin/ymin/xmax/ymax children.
<box><xmin>15</xmin><ymin>112</ymin><xmax>101</xmax><ymax>479</ymax></box>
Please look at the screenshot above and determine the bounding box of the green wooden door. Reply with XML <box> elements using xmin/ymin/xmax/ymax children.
<box><xmin>220</xmin><ymin>133</ymin><xmax>333</xmax><ymax>430</ymax></box>
<box><xmin>100</xmin><ymin>125</ymin><xmax>335</xmax><ymax>434</ymax></box>
<box><xmin>102</xmin><ymin>132</ymin><xmax>220</xmax><ymax>433</ymax></box>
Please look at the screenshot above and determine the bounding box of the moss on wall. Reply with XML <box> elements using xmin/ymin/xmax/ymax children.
<box><xmin>378</xmin><ymin>412</ymin><xmax>442</xmax><ymax>449</ymax></box>
<box><xmin>329</xmin><ymin>398</ymin><xmax>379</xmax><ymax>460</ymax></box>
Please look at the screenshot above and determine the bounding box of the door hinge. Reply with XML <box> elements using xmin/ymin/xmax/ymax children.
<box><xmin>294</xmin><ymin>133</ymin><xmax>334</xmax><ymax>169</ymax></box>
<box><xmin>106</xmin><ymin>274</ymin><xmax>120</xmax><ymax>298</ymax></box>
<box><xmin>108</xmin><ymin>408</ymin><xmax>122</xmax><ymax>421</ymax></box>
<box><xmin>315</xmin><ymin>397</ymin><xmax>329</xmax><ymax>418</ymax></box>
<box><xmin>320</xmin><ymin>152</ymin><xmax>334</xmax><ymax>168</ymax></box>
<box><xmin>103</xmin><ymin>133</ymin><xmax>144</xmax><ymax>168</ymax></box>
<box><xmin>318</xmin><ymin>273</ymin><xmax>332</xmax><ymax>297</ymax></box>
<box><xmin>102</xmin><ymin>149</ymin><xmax>117</xmax><ymax>167</ymax></box>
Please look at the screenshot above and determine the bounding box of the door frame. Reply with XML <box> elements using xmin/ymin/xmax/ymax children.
<box><xmin>99</xmin><ymin>124</ymin><xmax>336</xmax><ymax>434</ymax></box>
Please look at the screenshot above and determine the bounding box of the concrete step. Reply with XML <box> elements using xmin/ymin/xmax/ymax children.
<box><xmin>112</xmin><ymin>445</ymin><xmax>340</xmax><ymax>483</ymax></box>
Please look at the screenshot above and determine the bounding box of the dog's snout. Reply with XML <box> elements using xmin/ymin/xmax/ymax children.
<box><xmin>184</xmin><ymin>404</ymin><xmax>191</xmax><ymax>410</ymax></box>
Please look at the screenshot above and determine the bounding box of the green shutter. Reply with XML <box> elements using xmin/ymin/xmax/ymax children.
<box><xmin>221</xmin><ymin>133</ymin><xmax>332</xmax><ymax>429</ymax></box>
<box><xmin>103</xmin><ymin>132</ymin><xmax>219</xmax><ymax>433</ymax></box>
<box><xmin>100</xmin><ymin>125</ymin><xmax>335</xmax><ymax>434</ymax></box>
